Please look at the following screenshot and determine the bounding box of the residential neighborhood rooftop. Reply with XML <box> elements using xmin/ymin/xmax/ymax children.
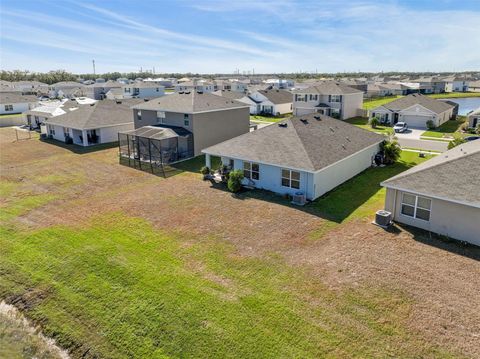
<box><xmin>0</xmin><ymin>92</ymin><xmax>38</xmax><ymax>104</ymax></box>
<box><xmin>381</xmin><ymin>140</ymin><xmax>480</xmax><ymax>207</ymax></box>
<box><xmin>203</xmin><ymin>113</ymin><xmax>384</xmax><ymax>172</ymax></box>
<box><xmin>379</xmin><ymin>93</ymin><xmax>455</xmax><ymax>114</ymax></box>
<box><xmin>293</xmin><ymin>81</ymin><xmax>363</xmax><ymax>95</ymax></box>
<box><xmin>131</xmin><ymin>91</ymin><xmax>250</xmax><ymax>113</ymax></box>
<box><xmin>257</xmin><ymin>89</ymin><xmax>292</xmax><ymax>104</ymax></box>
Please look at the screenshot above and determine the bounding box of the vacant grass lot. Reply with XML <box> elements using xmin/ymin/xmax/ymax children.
<box><xmin>1</xmin><ymin>128</ymin><xmax>479</xmax><ymax>358</ymax></box>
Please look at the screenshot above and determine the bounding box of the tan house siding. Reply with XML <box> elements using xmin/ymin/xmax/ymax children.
<box><xmin>192</xmin><ymin>107</ymin><xmax>249</xmax><ymax>156</ymax></box>
<box><xmin>385</xmin><ymin>188</ymin><xmax>480</xmax><ymax>246</ymax></box>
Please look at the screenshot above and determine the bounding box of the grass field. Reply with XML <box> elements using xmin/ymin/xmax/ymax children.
<box><xmin>421</xmin><ymin>117</ymin><xmax>466</xmax><ymax>139</ymax></box>
<box><xmin>345</xmin><ymin>116</ymin><xmax>393</xmax><ymax>135</ymax></box>
<box><xmin>1</xmin><ymin>128</ymin><xmax>479</xmax><ymax>358</ymax></box>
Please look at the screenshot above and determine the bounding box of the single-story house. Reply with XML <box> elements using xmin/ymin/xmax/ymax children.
<box><xmin>369</xmin><ymin>94</ymin><xmax>455</xmax><ymax>128</ymax></box>
<box><xmin>202</xmin><ymin>114</ymin><xmax>383</xmax><ymax>200</ymax></box>
<box><xmin>468</xmin><ymin>80</ymin><xmax>480</xmax><ymax>92</ymax></box>
<box><xmin>0</xmin><ymin>92</ymin><xmax>38</xmax><ymax>115</ymax></box>
<box><xmin>25</xmin><ymin>98</ymin><xmax>92</xmax><ymax>129</ymax></box>
<box><xmin>467</xmin><ymin>108</ymin><xmax>480</xmax><ymax>128</ymax></box>
<box><xmin>381</xmin><ymin>140</ymin><xmax>480</xmax><ymax>246</ymax></box>
<box><xmin>248</xmin><ymin>89</ymin><xmax>293</xmax><ymax>115</ymax></box>
<box><xmin>44</xmin><ymin>99</ymin><xmax>143</xmax><ymax>146</ymax></box>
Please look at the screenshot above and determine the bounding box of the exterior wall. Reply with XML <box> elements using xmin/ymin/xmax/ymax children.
<box><xmin>341</xmin><ymin>93</ymin><xmax>363</xmax><ymax>119</ymax></box>
<box><xmin>0</xmin><ymin>102</ymin><xmax>33</xmax><ymax>115</ymax></box>
<box><xmin>468</xmin><ymin>113</ymin><xmax>479</xmax><ymax>128</ymax></box>
<box><xmin>46</xmin><ymin>124</ymin><xmax>69</xmax><ymax>142</ymax></box>
<box><xmin>99</xmin><ymin>123</ymin><xmax>134</xmax><ymax>143</ymax></box>
<box><xmin>1</xmin><ymin>115</ymin><xmax>25</xmax><ymax>127</ymax></box>
<box><xmin>312</xmin><ymin>143</ymin><xmax>380</xmax><ymax>199</ymax></box>
<box><xmin>384</xmin><ymin>188</ymin><xmax>480</xmax><ymax>246</ymax></box>
<box><xmin>134</xmin><ymin>110</ymin><xmax>193</xmax><ymax>132</ymax></box>
<box><xmin>124</xmin><ymin>87</ymin><xmax>165</xmax><ymax>98</ymax></box>
<box><xmin>370</xmin><ymin>104</ymin><xmax>453</xmax><ymax>128</ymax></box>
<box><xmin>192</xmin><ymin>107</ymin><xmax>249</xmax><ymax>156</ymax></box>
<box><xmin>274</xmin><ymin>102</ymin><xmax>293</xmax><ymax>115</ymax></box>
<box><xmin>224</xmin><ymin>157</ymin><xmax>312</xmax><ymax>199</ymax></box>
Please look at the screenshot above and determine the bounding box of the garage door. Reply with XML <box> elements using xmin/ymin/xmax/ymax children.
<box><xmin>402</xmin><ymin>115</ymin><xmax>431</xmax><ymax>129</ymax></box>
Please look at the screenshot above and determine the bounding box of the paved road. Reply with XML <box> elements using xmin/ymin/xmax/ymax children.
<box><xmin>397</xmin><ymin>137</ymin><xmax>449</xmax><ymax>152</ymax></box>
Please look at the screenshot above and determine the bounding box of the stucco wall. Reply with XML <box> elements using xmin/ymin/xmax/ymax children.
<box><xmin>0</xmin><ymin>102</ymin><xmax>32</xmax><ymax>115</ymax></box>
<box><xmin>312</xmin><ymin>143</ymin><xmax>380</xmax><ymax>199</ymax></box>
<box><xmin>384</xmin><ymin>188</ymin><xmax>480</xmax><ymax>246</ymax></box>
<box><xmin>341</xmin><ymin>93</ymin><xmax>363</xmax><ymax>119</ymax></box>
<box><xmin>99</xmin><ymin>123</ymin><xmax>134</xmax><ymax>143</ymax></box>
<box><xmin>192</xmin><ymin>107</ymin><xmax>249</xmax><ymax>156</ymax></box>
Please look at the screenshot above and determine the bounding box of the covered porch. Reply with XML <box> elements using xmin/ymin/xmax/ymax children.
<box><xmin>72</xmin><ymin>128</ymin><xmax>100</xmax><ymax>146</ymax></box>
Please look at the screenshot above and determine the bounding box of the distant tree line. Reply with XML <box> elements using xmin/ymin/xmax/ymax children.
<box><xmin>1</xmin><ymin>69</ymin><xmax>478</xmax><ymax>85</ymax></box>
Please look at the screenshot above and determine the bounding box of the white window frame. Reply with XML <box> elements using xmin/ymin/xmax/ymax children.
<box><xmin>281</xmin><ymin>169</ymin><xmax>300</xmax><ymax>189</ymax></box>
<box><xmin>330</xmin><ymin>95</ymin><xmax>341</xmax><ymax>103</ymax></box>
<box><xmin>400</xmin><ymin>193</ymin><xmax>431</xmax><ymax>222</ymax></box>
<box><xmin>4</xmin><ymin>104</ymin><xmax>13</xmax><ymax>111</ymax></box>
<box><xmin>156</xmin><ymin>111</ymin><xmax>165</xmax><ymax>124</ymax></box>
<box><xmin>243</xmin><ymin>161</ymin><xmax>259</xmax><ymax>180</ymax></box>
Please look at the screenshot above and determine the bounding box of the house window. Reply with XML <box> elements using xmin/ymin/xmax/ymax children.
<box><xmin>156</xmin><ymin>88</ymin><xmax>159</xmax><ymax>92</ymax></box>
<box><xmin>401</xmin><ymin>193</ymin><xmax>431</xmax><ymax>221</ymax></box>
<box><xmin>243</xmin><ymin>162</ymin><xmax>259</xmax><ymax>180</ymax></box>
<box><xmin>281</xmin><ymin>169</ymin><xmax>300</xmax><ymax>189</ymax></box>
<box><xmin>125</xmin><ymin>87</ymin><xmax>131</xmax><ymax>93</ymax></box>
<box><xmin>137</xmin><ymin>110</ymin><xmax>142</xmax><ymax>120</ymax></box>
<box><xmin>184</xmin><ymin>114</ymin><xmax>189</xmax><ymax>126</ymax></box>
<box><xmin>156</xmin><ymin>111</ymin><xmax>165</xmax><ymax>124</ymax></box>
<box><xmin>4</xmin><ymin>104</ymin><xmax>13</xmax><ymax>111</ymax></box>
<box><xmin>330</xmin><ymin>95</ymin><xmax>341</xmax><ymax>102</ymax></box>
<box><xmin>49</xmin><ymin>126</ymin><xmax>55</xmax><ymax>135</ymax></box>
<box><xmin>63</xmin><ymin>127</ymin><xmax>69</xmax><ymax>138</ymax></box>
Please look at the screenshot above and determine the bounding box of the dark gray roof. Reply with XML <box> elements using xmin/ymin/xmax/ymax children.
<box><xmin>212</xmin><ymin>90</ymin><xmax>246</xmax><ymax>100</ymax></box>
<box><xmin>203</xmin><ymin>114</ymin><xmax>383</xmax><ymax>172</ymax></box>
<box><xmin>131</xmin><ymin>92</ymin><xmax>249</xmax><ymax>113</ymax></box>
<box><xmin>0</xmin><ymin>92</ymin><xmax>38</xmax><ymax>104</ymax></box>
<box><xmin>379</xmin><ymin>94</ymin><xmax>454</xmax><ymax>114</ymax></box>
<box><xmin>293</xmin><ymin>81</ymin><xmax>363</xmax><ymax>95</ymax></box>
<box><xmin>382</xmin><ymin>141</ymin><xmax>480</xmax><ymax>207</ymax></box>
<box><xmin>45</xmin><ymin>99</ymin><xmax>143</xmax><ymax>129</ymax></box>
<box><xmin>257</xmin><ymin>89</ymin><xmax>292</xmax><ymax>104</ymax></box>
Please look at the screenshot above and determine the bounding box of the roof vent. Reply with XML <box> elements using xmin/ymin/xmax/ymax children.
<box><xmin>196</xmin><ymin>91</ymin><xmax>203</xmax><ymax>94</ymax></box>
<box><xmin>300</xmin><ymin>119</ymin><xmax>308</xmax><ymax>124</ymax></box>
<box><xmin>144</xmin><ymin>98</ymin><xmax>149</xmax><ymax>102</ymax></box>
<box><xmin>278</xmin><ymin>123</ymin><xmax>288</xmax><ymax>128</ymax></box>
<box><xmin>179</xmin><ymin>91</ymin><xmax>184</xmax><ymax>94</ymax></box>
<box><xmin>313</xmin><ymin>115</ymin><xmax>321</xmax><ymax>120</ymax></box>
<box><xmin>329</xmin><ymin>127</ymin><xmax>335</xmax><ymax>132</ymax></box>
<box><xmin>115</xmin><ymin>100</ymin><xmax>122</xmax><ymax>104</ymax></box>
<box><xmin>345</xmin><ymin>136</ymin><xmax>351</xmax><ymax>142</ymax></box>
<box><xmin>341</xmin><ymin>144</ymin><xmax>346</xmax><ymax>150</ymax></box>
<box><xmin>185</xmin><ymin>91</ymin><xmax>191</xmax><ymax>94</ymax></box>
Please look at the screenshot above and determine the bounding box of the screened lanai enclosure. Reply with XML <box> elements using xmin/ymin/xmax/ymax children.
<box><xmin>118</xmin><ymin>126</ymin><xmax>193</xmax><ymax>175</ymax></box>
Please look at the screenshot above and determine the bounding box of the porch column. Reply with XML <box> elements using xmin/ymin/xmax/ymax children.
<box><xmin>82</xmin><ymin>129</ymin><xmax>88</xmax><ymax>146</ymax></box>
<box><xmin>205</xmin><ymin>153</ymin><xmax>211</xmax><ymax>168</ymax></box>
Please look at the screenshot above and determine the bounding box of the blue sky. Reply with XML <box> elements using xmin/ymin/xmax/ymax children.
<box><xmin>1</xmin><ymin>0</ymin><xmax>479</xmax><ymax>74</ymax></box>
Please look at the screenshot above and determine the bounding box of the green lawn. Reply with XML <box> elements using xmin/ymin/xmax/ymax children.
<box><xmin>421</xmin><ymin>117</ymin><xmax>466</xmax><ymax>139</ymax></box>
<box><xmin>309</xmin><ymin>151</ymin><xmax>433</xmax><ymax>224</ymax></box>
<box><xmin>345</xmin><ymin>116</ymin><xmax>392</xmax><ymax>135</ymax></box>
<box><xmin>363</xmin><ymin>96</ymin><xmax>403</xmax><ymax>110</ymax></box>
<box><xmin>0</xmin><ymin>113</ymin><xmax>24</xmax><ymax>118</ymax></box>
<box><xmin>0</xmin><ymin>143</ymin><xmax>452</xmax><ymax>358</ymax></box>
<box><xmin>250</xmin><ymin>113</ymin><xmax>292</xmax><ymax>123</ymax></box>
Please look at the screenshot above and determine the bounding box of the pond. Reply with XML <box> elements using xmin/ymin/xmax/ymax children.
<box><xmin>439</xmin><ymin>97</ymin><xmax>480</xmax><ymax>115</ymax></box>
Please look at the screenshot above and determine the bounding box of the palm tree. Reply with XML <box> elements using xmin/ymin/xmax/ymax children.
<box><xmin>380</xmin><ymin>139</ymin><xmax>402</xmax><ymax>164</ymax></box>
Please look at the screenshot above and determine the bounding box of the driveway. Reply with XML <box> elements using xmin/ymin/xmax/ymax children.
<box><xmin>393</xmin><ymin>128</ymin><xmax>425</xmax><ymax>140</ymax></box>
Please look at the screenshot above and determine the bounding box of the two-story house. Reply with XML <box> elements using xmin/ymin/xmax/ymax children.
<box><xmin>121</xmin><ymin>82</ymin><xmax>165</xmax><ymax>99</ymax></box>
<box><xmin>119</xmin><ymin>92</ymin><xmax>250</xmax><ymax>168</ymax></box>
<box><xmin>292</xmin><ymin>82</ymin><xmax>363</xmax><ymax>120</ymax></box>
<box><xmin>174</xmin><ymin>80</ymin><xmax>214</xmax><ymax>93</ymax></box>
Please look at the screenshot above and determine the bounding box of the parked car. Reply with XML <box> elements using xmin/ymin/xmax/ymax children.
<box><xmin>465</xmin><ymin>136</ymin><xmax>480</xmax><ymax>142</ymax></box>
<box><xmin>393</xmin><ymin>122</ymin><xmax>408</xmax><ymax>133</ymax></box>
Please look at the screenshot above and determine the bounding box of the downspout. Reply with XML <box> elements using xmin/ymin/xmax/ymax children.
<box><xmin>391</xmin><ymin>188</ymin><xmax>397</xmax><ymax>218</ymax></box>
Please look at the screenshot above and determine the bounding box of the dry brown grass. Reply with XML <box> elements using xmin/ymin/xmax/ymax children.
<box><xmin>1</xmin><ymin>127</ymin><xmax>480</xmax><ymax>358</ymax></box>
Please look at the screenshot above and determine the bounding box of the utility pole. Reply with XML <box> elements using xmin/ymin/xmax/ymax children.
<box><xmin>92</xmin><ymin>59</ymin><xmax>96</xmax><ymax>75</ymax></box>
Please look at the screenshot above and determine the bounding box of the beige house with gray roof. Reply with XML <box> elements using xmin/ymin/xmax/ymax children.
<box><xmin>292</xmin><ymin>82</ymin><xmax>363</xmax><ymax>120</ymax></box>
<box><xmin>382</xmin><ymin>141</ymin><xmax>480</xmax><ymax>246</ymax></box>
<box><xmin>370</xmin><ymin>94</ymin><xmax>454</xmax><ymax>128</ymax></box>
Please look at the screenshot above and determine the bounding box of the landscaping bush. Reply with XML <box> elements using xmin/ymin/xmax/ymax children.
<box><xmin>426</xmin><ymin>120</ymin><xmax>436</xmax><ymax>130</ymax></box>
<box><xmin>227</xmin><ymin>170</ymin><xmax>243</xmax><ymax>193</ymax></box>
<box><xmin>369</xmin><ymin>117</ymin><xmax>380</xmax><ymax>129</ymax></box>
<box><xmin>380</xmin><ymin>139</ymin><xmax>402</xmax><ymax>164</ymax></box>
<box><xmin>200</xmin><ymin>166</ymin><xmax>210</xmax><ymax>175</ymax></box>
<box><xmin>448</xmin><ymin>134</ymin><xmax>466</xmax><ymax>150</ymax></box>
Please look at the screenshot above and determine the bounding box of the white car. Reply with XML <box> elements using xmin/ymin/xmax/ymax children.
<box><xmin>393</xmin><ymin>122</ymin><xmax>408</xmax><ymax>133</ymax></box>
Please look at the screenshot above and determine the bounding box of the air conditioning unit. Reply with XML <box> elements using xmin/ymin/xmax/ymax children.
<box><xmin>291</xmin><ymin>192</ymin><xmax>306</xmax><ymax>206</ymax></box>
<box><xmin>375</xmin><ymin>210</ymin><xmax>392</xmax><ymax>228</ymax></box>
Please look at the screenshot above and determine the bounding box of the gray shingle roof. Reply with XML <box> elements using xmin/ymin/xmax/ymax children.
<box><xmin>0</xmin><ymin>92</ymin><xmax>38</xmax><ymax>104</ymax></box>
<box><xmin>212</xmin><ymin>90</ymin><xmax>247</xmax><ymax>100</ymax></box>
<box><xmin>293</xmin><ymin>81</ymin><xmax>363</xmax><ymax>95</ymax></box>
<box><xmin>131</xmin><ymin>92</ymin><xmax>249</xmax><ymax>113</ymax></box>
<box><xmin>45</xmin><ymin>99</ymin><xmax>143</xmax><ymax>129</ymax></box>
<box><xmin>381</xmin><ymin>140</ymin><xmax>480</xmax><ymax>207</ymax></box>
<box><xmin>203</xmin><ymin>114</ymin><xmax>384</xmax><ymax>172</ymax></box>
<box><xmin>379</xmin><ymin>94</ymin><xmax>454</xmax><ymax>114</ymax></box>
<box><xmin>257</xmin><ymin>89</ymin><xmax>292</xmax><ymax>104</ymax></box>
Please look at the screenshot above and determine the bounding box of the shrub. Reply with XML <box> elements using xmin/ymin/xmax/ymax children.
<box><xmin>380</xmin><ymin>139</ymin><xmax>402</xmax><ymax>164</ymax></box>
<box><xmin>227</xmin><ymin>170</ymin><xmax>243</xmax><ymax>193</ymax></box>
<box><xmin>200</xmin><ymin>166</ymin><xmax>210</xmax><ymax>175</ymax></box>
<box><xmin>426</xmin><ymin>120</ymin><xmax>436</xmax><ymax>130</ymax></box>
<box><xmin>476</xmin><ymin>125</ymin><xmax>480</xmax><ymax>135</ymax></box>
<box><xmin>448</xmin><ymin>134</ymin><xmax>466</xmax><ymax>150</ymax></box>
<box><xmin>369</xmin><ymin>117</ymin><xmax>380</xmax><ymax>129</ymax></box>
